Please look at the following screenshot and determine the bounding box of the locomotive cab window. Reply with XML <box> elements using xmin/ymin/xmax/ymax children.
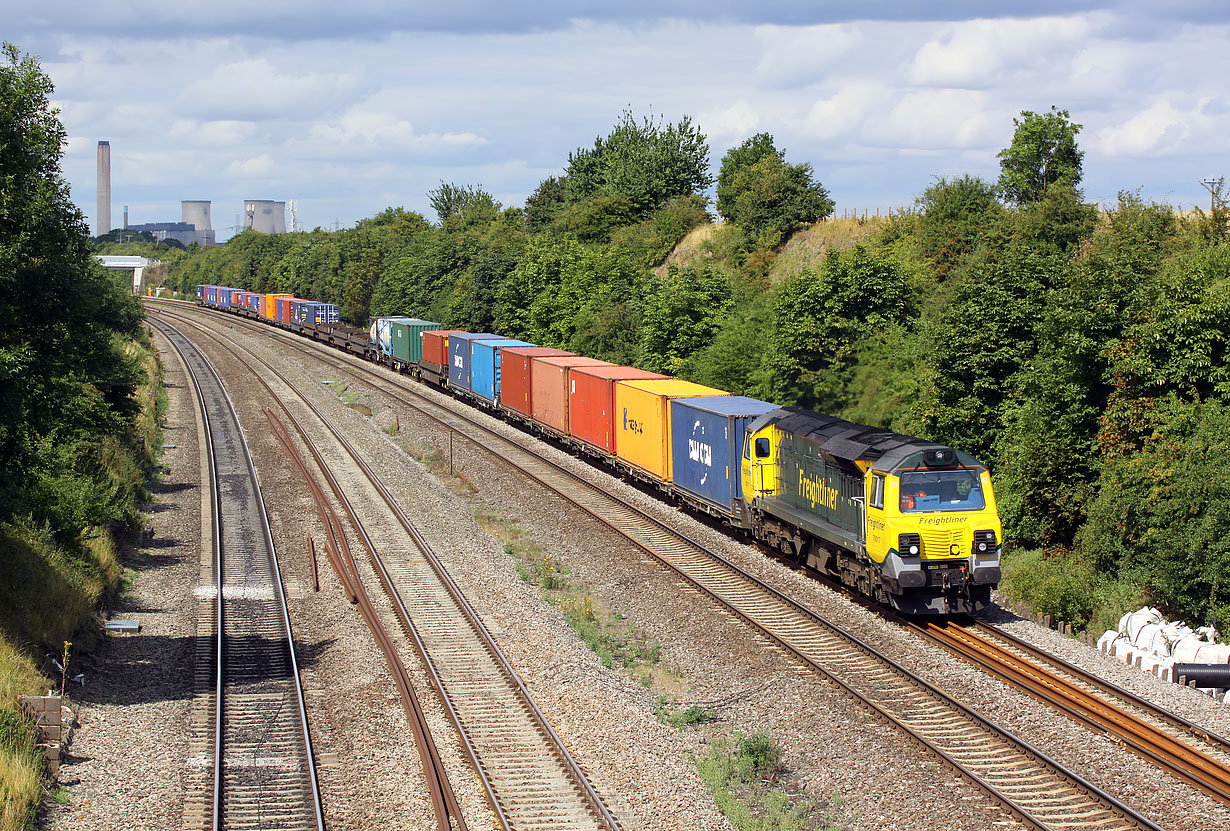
<box><xmin>754</xmin><ymin>437</ymin><xmax>770</xmax><ymax>459</ymax></box>
<box><xmin>870</xmin><ymin>473</ymin><xmax>885</xmax><ymax>510</ymax></box>
<box><xmin>898</xmin><ymin>469</ymin><xmax>985</xmax><ymax>513</ymax></box>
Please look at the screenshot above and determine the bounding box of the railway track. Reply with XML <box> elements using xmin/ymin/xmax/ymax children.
<box><xmin>151</xmin><ymin>317</ymin><xmax>324</xmax><ymax>831</ymax></box>
<box><xmin>917</xmin><ymin>618</ymin><xmax>1230</xmax><ymax>806</ymax></box>
<box><xmin>149</xmin><ymin>302</ymin><xmax>1182</xmax><ymax>831</ymax></box>
<box><xmin>151</xmin><ymin>309</ymin><xmax>620</xmax><ymax>831</ymax></box>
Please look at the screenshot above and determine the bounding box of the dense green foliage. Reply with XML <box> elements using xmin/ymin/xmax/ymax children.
<box><xmin>2</xmin><ymin>43</ymin><xmax>161</xmax><ymax>826</ymax></box>
<box><xmin>716</xmin><ymin>133</ymin><xmax>834</xmax><ymax>239</ymax></box>
<box><xmin>167</xmin><ymin>104</ymin><xmax>1230</xmax><ymax>636</ymax></box>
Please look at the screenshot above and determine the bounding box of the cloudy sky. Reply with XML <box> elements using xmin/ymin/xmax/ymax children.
<box><xmin>7</xmin><ymin>2</ymin><xmax>1229</xmax><ymax>240</ymax></box>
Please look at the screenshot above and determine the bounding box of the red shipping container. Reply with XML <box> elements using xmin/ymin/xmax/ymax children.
<box><xmin>421</xmin><ymin>330</ymin><xmax>465</xmax><ymax>368</ymax></box>
<box><xmin>279</xmin><ymin>298</ymin><xmax>296</xmax><ymax>324</ymax></box>
<box><xmin>569</xmin><ymin>364</ymin><xmax>668</xmax><ymax>454</ymax></box>
<box><xmin>500</xmin><ymin>347</ymin><xmax>574</xmax><ymax>416</ymax></box>
<box><xmin>531</xmin><ymin>356</ymin><xmax>609</xmax><ymax>435</ymax></box>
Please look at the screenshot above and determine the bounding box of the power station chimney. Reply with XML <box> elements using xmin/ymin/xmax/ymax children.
<box><xmin>123</xmin><ymin>205</ymin><xmax>128</xmax><ymax>230</ymax></box>
<box><xmin>96</xmin><ymin>141</ymin><xmax>111</xmax><ymax>237</ymax></box>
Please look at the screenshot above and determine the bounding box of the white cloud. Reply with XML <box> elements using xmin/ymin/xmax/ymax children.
<box><xmin>168</xmin><ymin>120</ymin><xmax>257</xmax><ymax>147</ymax></box>
<box><xmin>910</xmin><ymin>15</ymin><xmax>1096</xmax><ymax>88</ymax></box>
<box><xmin>698</xmin><ymin>100</ymin><xmax>761</xmax><ymax>148</ymax></box>
<box><xmin>226</xmin><ymin>154</ymin><xmax>276</xmax><ymax>179</ymax></box>
<box><xmin>752</xmin><ymin>23</ymin><xmax>863</xmax><ymax>88</ymax></box>
<box><xmin>1097</xmin><ymin>98</ymin><xmax>1195</xmax><ymax>157</ymax></box>
<box><xmin>179</xmin><ymin>59</ymin><xmax>360</xmax><ymax>120</ymax></box>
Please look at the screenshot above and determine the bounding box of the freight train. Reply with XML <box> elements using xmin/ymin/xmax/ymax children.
<box><xmin>192</xmin><ymin>285</ymin><xmax>1002</xmax><ymax>615</ymax></box>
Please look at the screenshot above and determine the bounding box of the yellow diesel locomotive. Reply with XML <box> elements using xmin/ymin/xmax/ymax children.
<box><xmin>740</xmin><ymin>408</ymin><xmax>1002</xmax><ymax>614</ymax></box>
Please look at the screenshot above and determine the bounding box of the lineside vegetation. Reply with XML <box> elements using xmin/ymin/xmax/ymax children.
<box><xmin>1</xmin><ymin>43</ymin><xmax>161</xmax><ymax>829</ymax></box>
<box><xmin>154</xmin><ymin>102</ymin><xmax>1230</xmax><ymax>639</ymax></box>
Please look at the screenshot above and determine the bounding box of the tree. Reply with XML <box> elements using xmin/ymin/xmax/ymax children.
<box><xmin>715</xmin><ymin>133</ymin><xmax>833</xmax><ymax>238</ymax></box>
<box><xmin>428</xmin><ymin>181</ymin><xmax>498</xmax><ymax>225</ymax></box>
<box><xmin>0</xmin><ymin>42</ymin><xmax>143</xmax><ymax>534</ymax></box>
<box><xmin>914</xmin><ymin>175</ymin><xmax>1006</xmax><ymax>278</ymax></box>
<box><xmin>562</xmin><ymin>110</ymin><xmax>712</xmax><ymax>218</ymax></box>
<box><xmin>715</xmin><ymin>133</ymin><xmax>778</xmax><ymax>220</ymax></box>
<box><xmin>997</xmin><ymin>107</ymin><xmax>1084</xmax><ymax>204</ymax></box>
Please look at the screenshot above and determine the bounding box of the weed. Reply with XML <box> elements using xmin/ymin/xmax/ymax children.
<box><xmin>694</xmin><ymin>732</ymin><xmax>836</xmax><ymax>831</ymax></box>
<box><xmin>656</xmin><ymin>697</ymin><xmax>713</xmax><ymax>727</ymax></box>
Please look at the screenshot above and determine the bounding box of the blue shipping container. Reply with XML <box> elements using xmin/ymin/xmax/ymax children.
<box><xmin>195</xmin><ymin>285</ymin><xmax>205</xmax><ymax>300</ymax></box>
<box><xmin>205</xmin><ymin>286</ymin><xmax>218</xmax><ymax>306</ymax></box>
<box><xmin>470</xmin><ymin>339</ymin><xmax>534</xmax><ymax>403</ymax></box>
<box><xmin>670</xmin><ymin>396</ymin><xmax>778</xmax><ymax>516</ymax></box>
<box><xmin>447</xmin><ymin>333</ymin><xmax>500</xmax><ymax>391</ymax></box>
<box><xmin>219</xmin><ymin>287</ymin><xmax>235</xmax><ymax>307</ymax></box>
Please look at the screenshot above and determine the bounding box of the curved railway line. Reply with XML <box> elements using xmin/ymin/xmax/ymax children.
<box><xmin>151</xmin><ymin>317</ymin><xmax>325</xmax><ymax>831</ymax></box>
<box><xmin>148</xmin><ymin>299</ymin><xmax>1219</xmax><ymax>831</ymax></box>
<box><xmin>150</xmin><ymin>309</ymin><xmax>621</xmax><ymax>831</ymax></box>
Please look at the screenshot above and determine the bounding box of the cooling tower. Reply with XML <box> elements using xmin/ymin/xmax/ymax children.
<box><xmin>243</xmin><ymin>200</ymin><xmax>286</xmax><ymax>234</ymax></box>
<box><xmin>182</xmin><ymin>200</ymin><xmax>212</xmax><ymax>231</ymax></box>
<box><xmin>96</xmin><ymin>141</ymin><xmax>111</xmax><ymax>236</ymax></box>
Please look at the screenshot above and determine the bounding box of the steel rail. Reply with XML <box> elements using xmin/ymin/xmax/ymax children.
<box><xmin>149</xmin><ymin>315</ymin><xmax>325</xmax><ymax>831</ymax></box>
<box><xmin>154</xmin><ymin>307</ymin><xmax>619</xmax><ymax>831</ymax></box>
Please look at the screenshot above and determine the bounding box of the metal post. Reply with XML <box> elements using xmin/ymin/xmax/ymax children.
<box><xmin>308</xmin><ymin>537</ymin><xmax>319</xmax><ymax>592</ymax></box>
<box><xmin>449</xmin><ymin>430</ymin><xmax>454</xmax><ymax>476</ymax></box>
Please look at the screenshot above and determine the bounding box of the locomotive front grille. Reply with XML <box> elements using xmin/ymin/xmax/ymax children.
<box><xmin>920</xmin><ymin>527</ymin><xmax>968</xmax><ymax>559</ymax></box>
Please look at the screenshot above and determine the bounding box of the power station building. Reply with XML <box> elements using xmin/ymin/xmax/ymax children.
<box><xmin>244</xmin><ymin>200</ymin><xmax>287</xmax><ymax>234</ymax></box>
<box><xmin>123</xmin><ymin>200</ymin><xmax>216</xmax><ymax>247</ymax></box>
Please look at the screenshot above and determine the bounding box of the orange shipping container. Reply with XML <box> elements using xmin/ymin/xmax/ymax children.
<box><xmin>263</xmin><ymin>293</ymin><xmax>292</xmax><ymax>320</ymax></box>
<box><xmin>530</xmin><ymin>356</ymin><xmax>609</xmax><ymax>435</ymax></box>
<box><xmin>500</xmin><ymin>347</ymin><xmax>575</xmax><ymax>417</ymax></box>
<box><xmin>614</xmin><ymin>379</ymin><xmax>730</xmax><ymax>482</ymax></box>
<box><xmin>569</xmin><ymin>365</ymin><xmax>667</xmax><ymax>455</ymax></box>
<box><xmin>421</xmin><ymin>330</ymin><xmax>465</xmax><ymax>368</ymax></box>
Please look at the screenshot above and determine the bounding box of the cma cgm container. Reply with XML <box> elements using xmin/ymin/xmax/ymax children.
<box><xmin>419</xmin><ymin>330</ymin><xmax>465</xmax><ymax>385</ymax></box>
<box><xmin>447</xmin><ymin>333</ymin><xmax>501</xmax><ymax>392</ymax></box>
<box><xmin>569</xmin><ymin>365</ymin><xmax>667</xmax><ymax>455</ymax></box>
<box><xmin>615</xmin><ymin>379</ymin><xmax>730</xmax><ymax>482</ymax></box>
<box><xmin>499</xmin><ymin>347</ymin><xmax>575</xmax><ymax>418</ymax></box>
<box><xmin>531</xmin><ymin>356</ymin><xmax>610</xmax><ymax>436</ymax></box>
<box><xmin>670</xmin><ymin>396</ymin><xmax>778</xmax><ymax>517</ymax></box>
<box><xmin>218</xmin><ymin>287</ymin><xmax>234</xmax><ymax>307</ymax></box>
<box><xmin>470</xmin><ymin>339</ymin><xmax>534</xmax><ymax>404</ymax></box>
<box><xmin>195</xmin><ymin>285</ymin><xmax>205</xmax><ymax>301</ymax></box>
<box><xmin>205</xmin><ymin>286</ymin><xmax>219</xmax><ymax>306</ymax></box>
<box><xmin>263</xmin><ymin>293</ymin><xmax>291</xmax><ymax>320</ymax></box>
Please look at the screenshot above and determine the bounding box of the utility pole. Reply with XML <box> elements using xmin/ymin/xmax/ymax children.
<box><xmin>1200</xmin><ymin>177</ymin><xmax>1223</xmax><ymax>213</ymax></box>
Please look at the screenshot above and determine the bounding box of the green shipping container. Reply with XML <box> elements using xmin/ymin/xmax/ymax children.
<box><xmin>388</xmin><ymin>318</ymin><xmax>441</xmax><ymax>365</ymax></box>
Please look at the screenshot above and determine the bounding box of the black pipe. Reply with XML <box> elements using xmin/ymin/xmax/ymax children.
<box><xmin>1172</xmin><ymin>663</ymin><xmax>1230</xmax><ymax>687</ymax></box>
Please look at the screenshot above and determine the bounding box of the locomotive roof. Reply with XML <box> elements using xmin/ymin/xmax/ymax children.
<box><xmin>750</xmin><ymin>407</ymin><xmax>979</xmax><ymax>472</ymax></box>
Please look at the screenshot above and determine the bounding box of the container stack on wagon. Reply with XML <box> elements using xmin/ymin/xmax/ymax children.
<box><xmin>568</xmin><ymin>364</ymin><xmax>667</xmax><ymax>456</ymax></box>
<box><xmin>499</xmin><ymin>347</ymin><xmax>575</xmax><ymax>418</ymax></box>
<box><xmin>531</xmin><ymin>355</ymin><xmax>611</xmax><ymax>437</ymax></box>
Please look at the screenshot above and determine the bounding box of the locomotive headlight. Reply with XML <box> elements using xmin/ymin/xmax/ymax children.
<box><xmin>898</xmin><ymin>533</ymin><xmax>922</xmax><ymax>557</ymax></box>
<box><xmin>973</xmin><ymin>529</ymin><xmax>997</xmax><ymax>556</ymax></box>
